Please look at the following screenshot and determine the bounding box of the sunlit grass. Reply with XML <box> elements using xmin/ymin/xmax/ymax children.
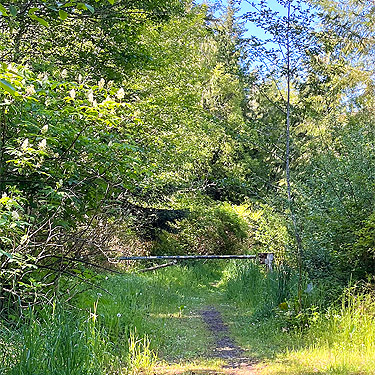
<box><xmin>127</xmin><ymin>330</ymin><xmax>156</xmax><ymax>375</ymax></box>
<box><xmin>2</xmin><ymin>262</ymin><xmax>375</xmax><ymax>375</ymax></box>
<box><xmin>224</xmin><ymin>283</ymin><xmax>375</xmax><ymax>375</ymax></box>
<box><xmin>261</xmin><ymin>347</ymin><xmax>375</xmax><ymax>375</ymax></box>
<box><xmin>263</xmin><ymin>291</ymin><xmax>375</xmax><ymax>375</ymax></box>
<box><xmin>154</xmin><ymin>358</ymin><xmax>226</xmax><ymax>375</ymax></box>
<box><xmin>73</xmin><ymin>263</ymin><xmax>224</xmax><ymax>361</ymax></box>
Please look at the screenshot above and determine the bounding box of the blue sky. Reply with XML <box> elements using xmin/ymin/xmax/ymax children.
<box><xmin>235</xmin><ymin>0</ymin><xmax>288</xmax><ymax>39</ymax></box>
<box><xmin>196</xmin><ymin>0</ymin><xmax>311</xmax><ymax>43</ymax></box>
<box><xmin>196</xmin><ymin>0</ymin><xmax>290</xmax><ymax>40</ymax></box>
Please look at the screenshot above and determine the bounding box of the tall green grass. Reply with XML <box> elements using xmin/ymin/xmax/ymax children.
<box><xmin>1</xmin><ymin>262</ymin><xmax>225</xmax><ymax>374</ymax></box>
<box><xmin>260</xmin><ymin>288</ymin><xmax>375</xmax><ymax>375</ymax></box>
<box><xmin>0</xmin><ymin>323</ymin><xmax>19</xmax><ymax>373</ymax></box>
<box><xmin>222</xmin><ymin>261</ymin><xmax>299</xmax><ymax>317</ymax></box>
<box><xmin>3</xmin><ymin>262</ymin><xmax>375</xmax><ymax>375</ymax></box>
<box><xmin>220</xmin><ymin>263</ymin><xmax>375</xmax><ymax>375</ymax></box>
<box><xmin>6</xmin><ymin>305</ymin><xmax>118</xmax><ymax>375</ymax></box>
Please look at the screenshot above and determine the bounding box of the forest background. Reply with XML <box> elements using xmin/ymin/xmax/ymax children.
<box><xmin>1</xmin><ymin>0</ymin><xmax>375</xmax><ymax>374</ymax></box>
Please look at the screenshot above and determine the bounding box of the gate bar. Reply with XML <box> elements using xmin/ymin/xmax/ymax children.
<box><xmin>119</xmin><ymin>255</ymin><xmax>257</xmax><ymax>260</ymax></box>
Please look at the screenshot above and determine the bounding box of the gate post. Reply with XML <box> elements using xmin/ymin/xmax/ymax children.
<box><xmin>258</xmin><ymin>252</ymin><xmax>274</xmax><ymax>271</ymax></box>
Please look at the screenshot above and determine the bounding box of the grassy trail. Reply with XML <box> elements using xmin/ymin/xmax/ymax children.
<box><xmin>97</xmin><ymin>261</ymin><xmax>262</xmax><ymax>374</ymax></box>
<box><xmin>153</xmin><ymin>301</ymin><xmax>259</xmax><ymax>375</ymax></box>
<box><xmin>114</xmin><ymin>262</ymin><xmax>271</xmax><ymax>375</ymax></box>
<box><xmin>3</xmin><ymin>262</ymin><xmax>375</xmax><ymax>374</ymax></box>
<box><xmin>105</xmin><ymin>263</ymin><xmax>375</xmax><ymax>375</ymax></box>
<box><xmin>141</xmin><ymin>264</ymin><xmax>256</xmax><ymax>374</ymax></box>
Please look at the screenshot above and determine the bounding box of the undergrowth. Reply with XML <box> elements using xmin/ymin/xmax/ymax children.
<box><xmin>1</xmin><ymin>262</ymin><xmax>375</xmax><ymax>374</ymax></box>
<box><xmin>0</xmin><ymin>263</ymin><xmax>224</xmax><ymax>374</ymax></box>
<box><xmin>221</xmin><ymin>263</ymin><xmax>375</xmax><ymax>375</ymax></box>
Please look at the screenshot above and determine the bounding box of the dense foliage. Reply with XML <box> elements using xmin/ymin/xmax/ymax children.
<box><xmin>0</xmin><ymin>0</ymin><xmax>374</xmax><ymax>316</ymax></box>
<box><xmin>1</xmin><ymin>0</ymin><xmax>375</xmax><ymax>374</ymax></box>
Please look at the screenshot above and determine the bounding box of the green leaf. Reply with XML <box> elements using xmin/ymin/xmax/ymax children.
<box><xmin>0</xmin><ymin>79</ymin><xmax>16</xmax><ymax>95</ymax></box>
<box><xmin>107</xmin><ymin>0</ymin><xmax>115</xmax><ymax>4</ymax></box>
<box><xmin>28</xmin><ymin>8</ymin><xmax>49</xmax><ymax>27</ymax></box>
<box><xmin>7</xmin><ymin>69</ymin><xmax>22</xmax><ymax>77</ymax></box>
<box><xmin>59</xmin><ymin>9</ymin><xmax>68</xmax><ymax>20</ymax></box>
<box><xmin>61</xmin><ymin>2</ymin><xmax>75</xmax><ymax>8</ymax></box>
<box><xmin>85</xmin><ymin>3</ymin><xmax>95</xmax><ymax>13</ymax></box>
<box><xmin>76</xmin><ymin>3</ymin><xmax>87</xmax><ymax>10</ymax></box>
<box><xmin>9</xmin><ymin>5</ymin><xmax>17</xmax><ymax>16</ymax></box>
<box><xmin>0</xmin><ymin>4</ymin><xmax>8</xmax><ymax>16</ymax></box>
<box><xmin>0</xmin><ymin>247</ymin><xmax>13</xmax><ymax>259</ymax></box>
<box><xmin>28</xmin><ymin>7</ymin><xmax>39</xmax><ymax>15</ymax></box>
<box><xmin>31</xmin><ymin>15</ymin><xmax>49</xmax><ymax>27</ymax></box>
<box><xmin>38</xmin><ymin>17</ymin><xmax>50</xmax><ymax>27</ymax></box>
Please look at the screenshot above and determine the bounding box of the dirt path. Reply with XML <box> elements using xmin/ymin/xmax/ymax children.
<box><xmin>200</xmin><ymin>306</ymin><xmax>258</xmax><ymax>375</ymax></box>
<box><xmin>155</xmin><ymin>305</ymin><xmax>259</xmax><ymax>375</ymax></box>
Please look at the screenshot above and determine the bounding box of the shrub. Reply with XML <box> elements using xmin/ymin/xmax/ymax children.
<box><xmin>151</xmin><ymin>201</ymin><xmax>249</xmax><ymax>256</ymax></box>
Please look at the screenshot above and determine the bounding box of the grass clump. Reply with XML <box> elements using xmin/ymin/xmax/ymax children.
<box><xmin>6</xmin><ymin>305</ymin><xmax>119</xmax><ymax>375</ymax></box>
<box><xmin>277</xmin><ymin>287</ymin><xmax>375</xmax><ymax>375</ymax></box>
<box><xmin>222</xmin><ymin>268</ymin><xmax>375</xmax><ymax>375</ymax></box>
<box><xmin>128</xmin><ymin>330</ymin><xmax>156</xmax><ymax>375</ymax></box>
<box><xmin>1</xmin><ymin>263</ymin><xmax>223</xmax><ymax>374</ymax></box>
<box><xmin>222</xmin><ymin>261</ymin><xmax>298</xmax><ymax>318</ymax></box>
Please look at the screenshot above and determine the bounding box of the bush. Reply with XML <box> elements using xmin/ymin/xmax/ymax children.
<box><xmin>245</xmin><ymin>202</ymin><xmax>290</xmax><ymax>264</ymax></box>
<box><xmin>150</xmin><ymin>195</ymin><xmax>291</xmax><ymax>261</ymax></box>
<box><xmin>0</xmin><ymin>64</ymin><xmax>141</xmax><ymax>309</ymax></box>
<box><xmin>151</xmin><ymin>201</ymin><xmax>250</xmax><ymax>256</ymax></box>
<box><xmin>296</xmin><ymin>118</ymin><xmax>375</xmax><ymax>282</ymax></box>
